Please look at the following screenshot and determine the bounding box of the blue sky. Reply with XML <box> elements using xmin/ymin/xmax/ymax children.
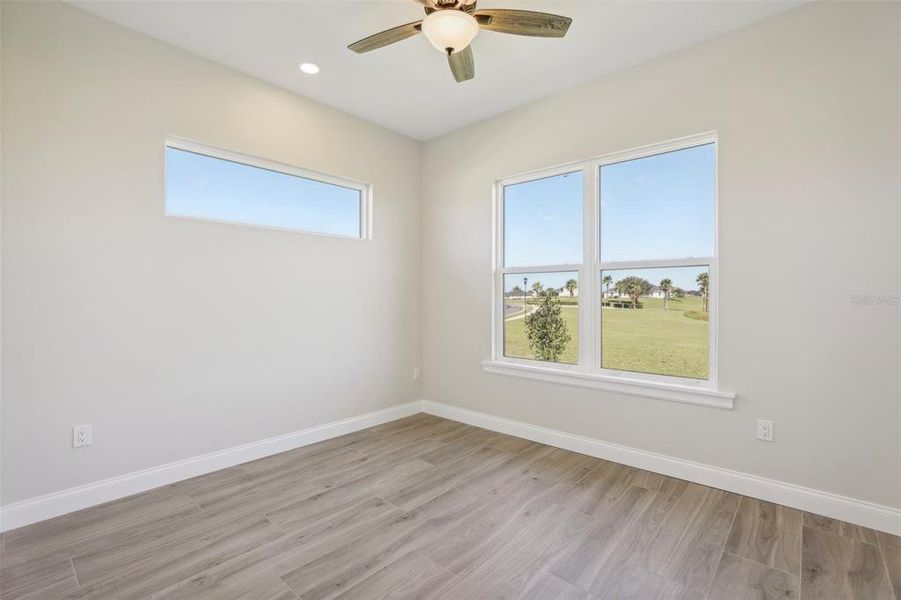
<box><xmin>503</xmin><ymin>144</ymin><xmax>714</xmax><ymax>292</ymax></box>
<box><xmin>166</xmin><ymin>148</ymin><xmax>361</xmax><ymax>237</ymax></box>
<box><xmin>601</xmin><ymin>143</ymin><xmax>714</xmax><ymax>262</ymax></box>
<box><xmin>504</xmin><ymin>170</ymin><xmax>583</xmax><ymax>267</ymax></box>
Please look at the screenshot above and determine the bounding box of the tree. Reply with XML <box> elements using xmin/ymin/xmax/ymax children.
<box><xmin>673</xmin><ymin>287</ymin><xmax>686</xmax><ymax>300</ymax></box>
<box><xmin>524</xmin><ymin>292</ymin><xmax>571</xmax><ymax>361</ymax></box>
<box><xmin>530</xmin><ymin>281</ymin><xmax>543</xmax><ymax>298</ymax></box>
<box><xmin>659</xmin><ymin>278</ymin><xmax>673</xmax><ymax>310</ymax></box>
<box><xmin>615</xmin><ymin>276</ymin><xmax>652</xmax><ymax>309</ymax></box>
<box><xmin>508</xmin><ymin>285</ymin><xmax>524</xmax><ymax>298</ymax></box>
<box><xmin>696</xmin><ymin>272</ymin><xmax>709</xmax><ymax>312</ymax></box>
<box><xmin>564</xmin><ymin>279</ymin><xmax>578</xmax><ymax>300</ymax></box>
<box><xmin>602</xmin><ymin>275</ymin><xmax>613</xmax><ymax>297</ymax></box>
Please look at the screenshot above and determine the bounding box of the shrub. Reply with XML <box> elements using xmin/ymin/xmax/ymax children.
<box><xmin>524</xmin><ymin>293</ymin><xmax>571</xmax><ymax>361</ymax></box>
<box><xmin>684</xmin><ymin>310</ymin><xmax>709</xmax><ymax>321</ymax></box>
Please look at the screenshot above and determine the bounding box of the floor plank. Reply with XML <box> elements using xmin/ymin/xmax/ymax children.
<box><xmin>726</xmin><ymin>496</ymin><xmax>802</xmax><ymax>575</ymax></box>
<box><xmin>0</xmin><ymin>554</ymin><xmax>79</xmax><ymax>600</ymax></box>
<box><xmin>70</xmin><ymin>513</ymin><xmax>286</xmax><ymax>599</ymax></box>
<box><xmin>876</xmin><ymin>531</ymin><xmax>901</xmax><ymax>599</ymax></box>
<box><xmin>153</xmin><ymin>571</ymin><xmax>299</xmax><ymax>600</ymax></box>
<box><xmin>800</xmin><ymin>525</ymin><xmax>894</xmax><ymax>599</ymax></box>
<box><xmin>331</xmin><ymin>551</ymin><xmax>454</xmax><ymax>600</ymax></box>
<box><xmin>518</xmin><ymin>572</ymin><xmax>596</xmax><ymax>600</ymax></box>
<box><xmin>803</xmin><ymin>512</ymin><xmax>880</xmax><ymax>545</ymax></box>
<box><xmin>2</xmin><ymin>415</ymin><xmax>897</xmax><ymax>600</ymax></box>
<box><xmin>707</xmin><ymin>552</ymin><xmax>799</xmax><ymax>599</ymax></box>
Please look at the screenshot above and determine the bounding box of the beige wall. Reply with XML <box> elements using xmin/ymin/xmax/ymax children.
<box><xmin>1</xmin><ymin>1</ymin><xmax>422</xmax><ymax>504</ymax></box>
<box><xmin>422</xmin><ymin>1</ymin><xmax>900</xmax><ymax>508</ymax></box>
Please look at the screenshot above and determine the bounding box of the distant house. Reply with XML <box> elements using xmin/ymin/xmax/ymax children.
<box><xmin>603</xmin><ymin>285</ymin><xmax>683</xmax><ymax>300</ymax></box>
<box><xmin>647</xmin><ymin>285</ymin><xmax>666</xmax><ymax>299</ymax></box>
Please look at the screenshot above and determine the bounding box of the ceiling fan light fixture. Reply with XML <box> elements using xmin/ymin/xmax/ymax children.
<box><xmin>421</xmin><ymin>9</ymin><xmax>479</xmax><ymax>54</ymax></box>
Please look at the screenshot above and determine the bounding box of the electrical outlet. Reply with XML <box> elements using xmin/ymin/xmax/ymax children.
<box><xmin>756</xmin><ymin>419</ymin><xmax>773</xmax><ymax>442</ymax></box>
<box><xmin>73</xmin><ymin>424</ymin><xmax>92</xmax><ymax>448</ymax></box>
<box><xmin>412</xmin><ymin>367</ymin><xmax>420</xmax><ymax>381</ymax></box>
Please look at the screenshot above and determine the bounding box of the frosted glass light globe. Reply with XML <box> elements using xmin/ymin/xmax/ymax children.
<box><xmin>421</xmin><ymin>10</ymin><xmax>479</xmax><ymax>54</ymax></box>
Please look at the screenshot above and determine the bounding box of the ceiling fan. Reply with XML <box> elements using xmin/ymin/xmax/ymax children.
<box><xmin>347</xmin><ymin>0</ymin><xmax>572</xmax><ymax>83</ymax></box>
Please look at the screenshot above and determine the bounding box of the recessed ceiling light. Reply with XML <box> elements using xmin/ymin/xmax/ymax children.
<box><xmin>299</xmin><ymin>62</ymin><xmax>320</xmax><ymax>75</ymax></box>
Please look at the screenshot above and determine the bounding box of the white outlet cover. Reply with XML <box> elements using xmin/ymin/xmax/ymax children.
<box><xmin>756</xmin><ymin>419</ymin><xmax>774</xmax><ymax>442</ymax></box>
<box><xmin>73</xmin><ymin>424</ymin><xmax>92</xmax><ymax>448</ymax></box>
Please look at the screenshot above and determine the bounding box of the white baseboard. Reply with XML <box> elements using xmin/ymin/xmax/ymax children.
<box><xmin>5</xmin><ymin>399</ymin><xmax>898</xmax><ymax>536</ymax></box>
<box><xmin>0</xmin><ymin>402</ymin><xmax>421</xmax><ymax>532</ymax></box>
<box><xmin>420</xmin><ymin>400</ymin><xmax>901</xmax><ymax>536</ymax></box>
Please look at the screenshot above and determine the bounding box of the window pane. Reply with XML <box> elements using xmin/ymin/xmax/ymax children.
<box><xmin>166</xmin><ymin>147</ymin><xmax>362</xmax><ymax>237</ymax></box>
<box><xmin>504</xmin><ymin>171</ymin><xmax>582</xmax><ymax>267</ymax></box>
<box><xmin>600</xmin><ymin>143</ymin><xmax>714</xmax><ymax>262</ymax></box>
<box><xmin>504</xmin><ymin>272</ymin><xmax>579</xmax><ymax>365</ymax></box>
<box><xmin>601</xmin><ymin>266</ymin><xmax>709</xmax><ymax>379</ymax></box>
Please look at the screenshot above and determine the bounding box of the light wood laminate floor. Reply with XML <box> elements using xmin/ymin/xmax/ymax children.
<box><xmin>2</xmin><ymin>414</ymin><xmax>898</xmax><ymax>599</ymax></box>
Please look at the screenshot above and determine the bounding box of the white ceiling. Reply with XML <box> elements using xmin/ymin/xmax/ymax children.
<box><xmin>72</xmin><ymin>1</ymin><xmax>800</xmax><ymax>140</ymax></box>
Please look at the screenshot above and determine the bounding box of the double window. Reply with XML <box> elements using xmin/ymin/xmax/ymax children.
<box><xmin>165</xmin><ymin>138</ymin><xmax>370</xmax><ymax>239</ymax></box>
<box><xmin>492</xmin><ymin>134</ymin><xmax>726</xmax><ymax>403</ymax></box>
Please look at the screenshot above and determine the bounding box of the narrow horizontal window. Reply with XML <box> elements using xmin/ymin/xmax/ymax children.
<box><xmin>165</xmin><ymin>141</ymin><xmax>368</xmax><ymax>238</ymax></box>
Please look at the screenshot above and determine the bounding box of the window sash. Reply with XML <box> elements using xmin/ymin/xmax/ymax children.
<box><xmin>164</xmin><ymin>137</ymin><xmax>372</xmax><ymax>240</ymax></box>
<box><xmin>597</xmin><ymin>259</ymin><xmax>716</xmax><ymax>384</ymax></box>
<box><xmin>493</xmin><ymin>132</ymin><xmax>718</xmax><ymax>388</ymax></box>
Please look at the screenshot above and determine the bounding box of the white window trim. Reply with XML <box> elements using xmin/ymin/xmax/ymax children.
<box><xmin>481</xmin><ymin>360</ymin><xmax>734</xmax><ymax>409</ymax></box>
<box><xmin>164</xmin><ymin>137</ymin><xmax>373</xmax><ymax>240</ymax></box>
<box><xmin>488</xmin><ymin>132</ymin><xmax>734</xmax><ymax>409</ymax></box>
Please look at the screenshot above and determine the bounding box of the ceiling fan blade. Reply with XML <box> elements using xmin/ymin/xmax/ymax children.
<box><xmin>411</xmin><ymin>0</ymin><xmax>437</xmax><ymax>6</ymax></box>
<box><xmin>474</xmin><ymin>9</ymin><xmax>571</xmax><ymax>38</ymax></box>
<box><xmin>348</xmin><ymin>21</ymin><xmax>422</xmax><ymax>53</ymax></box>
<box><xmin>447</xmin><ymin>46</ymin><xmax>474</xmax><ymax>83</ymax></box>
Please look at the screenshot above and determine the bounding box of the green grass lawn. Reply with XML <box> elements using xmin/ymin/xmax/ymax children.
<box><xmin>504</xmin><ymin>296</ymin><xmax>708</xmax><ymax>379</ymax></box>
<box><xmin>505</xmin><ymin>305</ymin><xmax>580</xmax><ymax>364</ymax></box>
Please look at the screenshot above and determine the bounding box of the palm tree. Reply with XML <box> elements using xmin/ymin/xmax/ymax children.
<box><xmin>696</xmin><ymin>272</ymin><xmax>709</xmax><ymax>312</ymax></box>
<box><xmin>616</xmin><ymin>277</ymin><xmax>652</xmax><ymax>309</ymax></box>
<box><xmin>564</xmin><ymin>279</ymin><xmax>577</xmax><ymax>302</ymax></box>
<box><xmin>659</xmin><ymin>278</ymin><xmax>673</xmax><ymax>310</ymax></box>
<box><xmin>531</xmin><ymin>281</ymin><xmax>543</xmax><ymax>298</ymax></box>
<box><xmin>603</xmin><ymin>275</ymin><xmax>613</xmax><ymax>298</ymax></box>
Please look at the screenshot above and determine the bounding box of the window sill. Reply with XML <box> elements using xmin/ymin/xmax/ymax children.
<box><xmin>481</xmin><ymin>360</ymin><xmax>735</xmax><ymax>409</ymax></box>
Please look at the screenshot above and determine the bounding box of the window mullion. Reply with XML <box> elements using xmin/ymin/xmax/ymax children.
<box><xmin>580</xmin><ymin>163</ymin><xmax>597</xmax><ymax>373</ymax></box>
